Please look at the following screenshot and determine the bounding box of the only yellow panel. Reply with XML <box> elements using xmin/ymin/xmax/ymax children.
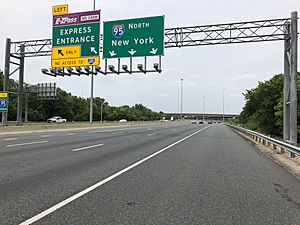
<box><xmin>51</xmin><ymin>56</ymin><xmax>100</xmax><ymax>68</ymax></box>
<box><xmin>0</xmin><ymin>93</ymin><xmax>8</xmax><ymax>98</ymax></box>
<box><xmin>52</xmin><ymin>46</ymin><xmax>81</xmax><ymax>60</ymax></box>
<box><xmin>52</xmin><ymin>4</ymin><xmax>68</xmax><ymax>15</ymax></box>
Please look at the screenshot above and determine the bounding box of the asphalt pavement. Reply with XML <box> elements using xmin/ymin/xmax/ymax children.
<box><xmin>0</xmin><ymin>122</ymin><xmax>300</xmax><ymax>225</ymax></box>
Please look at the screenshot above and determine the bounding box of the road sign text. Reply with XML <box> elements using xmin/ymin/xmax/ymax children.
<box><xmin>52</xmin><ymin>10</ymin><xmax>100</xmax><ymax>68</ymax></box>
<box><xmin>103</xmin><ymin>16</ymin><xmax>164</xmax><ymax>58</ymax></box>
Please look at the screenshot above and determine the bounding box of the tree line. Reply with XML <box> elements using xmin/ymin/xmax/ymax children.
<box><xmin>0</xmin><ymin>71</ymin><xmax>165</xmax><ymax>122</ymax></box>
<box><xmin>237</xmin><ymin>72</ymin><xmax>300</xmax><ymax>142</ymax></box>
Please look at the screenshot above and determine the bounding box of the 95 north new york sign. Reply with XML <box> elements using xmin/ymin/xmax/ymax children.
<box><xmin>52</xmin><ymin>10</ymin><xmax>100</xmax><ymax>68</ymax></box>
<box><xmin>103</xmin><ymin>16</ymin><xmax>165</xmax><ymax>58</ymax></box>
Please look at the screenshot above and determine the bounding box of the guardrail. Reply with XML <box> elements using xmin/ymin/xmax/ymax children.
<box><xmin>227</xmin><ymin>124</ymin><xmax>300</xmax><ymax>158</ymax></box>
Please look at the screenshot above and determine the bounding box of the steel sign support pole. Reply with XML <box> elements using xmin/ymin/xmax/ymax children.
<box><xmin>290</xmin><ymin>11</ymin><xmax>298</xmax><ymax>148</ymax></box>
<box><xmin>90</xmin><ymin>68</ymin><xmax>94</xmax><ymax>123</ymax></box>
<box><xmin>17</xmin><ymin>44</ymin><xmax>25</xmax><ymax>125</ymax></box>
<box><xmin>2</xmin><ymin>38</ymin><xmax>11</xmax><ymax>125</ymax></box>
<box><xmin>283</xmin><ymin>22</ymin><xmax>291</xmax><ymax>143</ymax></box>
<box><xmin>89</xmin><ymin>0</ymin><xmax>96</xmax><ymax>123</ymax></box>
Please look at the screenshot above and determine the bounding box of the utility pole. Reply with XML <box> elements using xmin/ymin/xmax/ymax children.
<box><xmin>100</xmin><ymin>98</ymin><xmax>104</xmax><ymax>123</ymax></box>
<box><xmin>24</xmin><ymin>93</ymin><xmax>29</xmax><ymax>123</ymax></box>
<box><xmin>180</xmin><ymin>79</ymin><xmax>183</xmax><ymax>120</ymax></box>
<box><xmin>89</xmin><ymin>0</ymin><xmax>96</xmax><ymax>123</ymax></box>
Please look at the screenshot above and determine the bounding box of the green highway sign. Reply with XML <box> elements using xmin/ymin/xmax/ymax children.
<box><xmin>52</xmin><ymin>10</ymin><xmax>100</xmax><ymax>68</ymax></box>
<box><xmin>0</xmin><ymin>92</ymin><xmax>9</xmax><ymax>112</ymax></box>
<box><xmin>103</xmin><ymin>16</ymin><xmax>165</xmax><ymax>58</ymax></box>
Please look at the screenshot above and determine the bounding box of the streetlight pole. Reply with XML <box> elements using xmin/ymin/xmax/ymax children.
<box><xmin>180</xmin><ymin>79</ymin><xmax>183</xmax><ymax>120</ymax></box>
<box><xmin>202</xmin><ymin>96</ymin><xmax>205</xmax><ymax>123</ymax></box>
<box><xmin>89</xmin><ymin>0</ymin><xmax>96</xmax><ymax>123</ymax></box>
<box><xmin>100</xmin><ymin>98</ymin><xmax>104</xmax><ymax>123</ymax></box>
<box><xmin>177</xmin><ymin>89</ymin><xmax>180</xmax><ymax>114</ymax></box>
<box><xmin>222</xmin><ymin>88</ymin><xmax>225</xmax><ymax>122</ymax></box>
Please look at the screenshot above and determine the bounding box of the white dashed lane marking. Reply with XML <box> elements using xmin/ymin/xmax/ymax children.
<box><xmin>6</xmin><ymin>141</ymin><xmax>49</xmax><ymax>148</ymax></box>
<box><xmin>72</xmin><ymin>144</ymin><xmax>104</xmax><ymax>152</ymax></box>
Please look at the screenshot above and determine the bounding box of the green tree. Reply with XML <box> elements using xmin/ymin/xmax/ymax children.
<box><xmin>2</xmin><ymin>74</ymin><xmax>163</xmax><ymax>122</ymax></box>
<box><xmin>240</xmin><ymin>72</ymin><xmax>300</xmax><ymax>142</ymax></box>
<box><xmin>0</xmin><ymin>70</ymin><xmax>3</xmax><ymax>91</ymax></box>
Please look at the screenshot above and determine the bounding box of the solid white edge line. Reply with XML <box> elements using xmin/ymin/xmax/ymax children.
<box><xmin>72</xmin><ymin>144</ymin><xmax>104</xmax><ymax>152</ymax></box>
<box><xmin>147</xmin><ymin>133</ymin><xmax>157</xmax><ymax>136</ymax></box>
<box><xmin>6</xmin><ymin>140</ymin><xmax>48</xmax><ymax>148</ymax></box>
<box><xmin>19</xmin><ymin>125</ymin><xmax>211</xmax><ymax>225</ymax></box>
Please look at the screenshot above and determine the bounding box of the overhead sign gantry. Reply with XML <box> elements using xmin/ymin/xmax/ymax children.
<box><xmin>1</xmin><ymin>9</ymin><xmax>298</xmax><ymax>149</ymax></box>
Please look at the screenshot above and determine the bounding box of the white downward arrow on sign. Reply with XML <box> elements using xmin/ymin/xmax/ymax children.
<box><xmin>91</xmin><ymin>47</ymin><xmax>98</xmax><ymax>54</ymax></box>
<box><xmin>150</xmin><ymin>48</ymin><xmax>158</xmax><ymax>54</ymax></box>
<box><xmin>128</xmin><ymin>49</ymin><xmax>137</xmax><ymax>55</ymax></box>
<box><xmin>109</xmin><ymin>51</ymin><xmax>117</xmax><ymax>57</ymax></box>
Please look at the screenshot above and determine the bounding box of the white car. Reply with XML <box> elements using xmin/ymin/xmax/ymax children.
<box><xmin>47</xmin><ymin>116</ymin><xmax>67</xmax><ymax>123</ymax></box>
<box><xmin>119</xmin><ymin>119</ymin><xmax>127</xmax><ymax>123</ymax></box>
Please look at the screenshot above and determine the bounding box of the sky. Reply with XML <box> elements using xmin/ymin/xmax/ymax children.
<box><xmin>0</xmin><ymin>0</ymin><xmax>299</xmax><ymax>114</ymax></box>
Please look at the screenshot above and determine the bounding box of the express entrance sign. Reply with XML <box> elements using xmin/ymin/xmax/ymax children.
<box><xmin>0</xmin><ymin>92</ymin><xmax>9</xmax><ymax>113</ymax></box>
<box><xmin>52</xmin><ymin>10</ymin><xmax>100</xmax><ymax>68</ymax></box>
<box><xmin>103</xmin><ymin>16</ymin><xmax>165</xmax><ymax>58</ymax></box>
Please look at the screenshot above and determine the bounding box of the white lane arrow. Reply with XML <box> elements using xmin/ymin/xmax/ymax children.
<box><xmin>150</xmin><ymin>48</ymin><xmax>158</xmax><ymax>55</ymax></box>
<box><xmin>91</xmin><ymin>47</ymin><xmax>98</xmax><ymax>54</ymax></box>
<box><xmin>109</xmin><ymin>51</ymin><xmax>117</xmax><ymax>57</ymax></box>
<box><xmin>128</xmin><ymin>49</ymin><xmax>137</xmax><ymax>56</ymax></box>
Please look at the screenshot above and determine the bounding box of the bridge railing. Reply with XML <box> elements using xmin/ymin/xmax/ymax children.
<box><xmin>227</xmin><ymin>124</ymin><xmax>300</xmax><ymax>158</ymax></box>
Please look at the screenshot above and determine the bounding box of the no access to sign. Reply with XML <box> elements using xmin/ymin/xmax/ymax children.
<box><xmin>52</xmin><ymin>10</ymin><xmax>100</xmax><ymax>68</ymax></box>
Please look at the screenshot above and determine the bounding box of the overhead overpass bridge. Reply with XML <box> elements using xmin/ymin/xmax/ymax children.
<box><xmin>166</xmin><ymin>113</ymin><xmax>240</xmax><ymax>120</ymax></box>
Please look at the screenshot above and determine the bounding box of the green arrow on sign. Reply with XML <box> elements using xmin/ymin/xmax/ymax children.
<box><xmin>103</xmin><ymin>16</ymin><xmax>165</xmax><ymax>59</ymax></box>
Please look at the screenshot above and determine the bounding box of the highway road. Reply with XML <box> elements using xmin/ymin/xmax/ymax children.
<box><xmin>0</xmin><ymin>122</ymin><xmax>300</xmax><ymax>225</ymax></box>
